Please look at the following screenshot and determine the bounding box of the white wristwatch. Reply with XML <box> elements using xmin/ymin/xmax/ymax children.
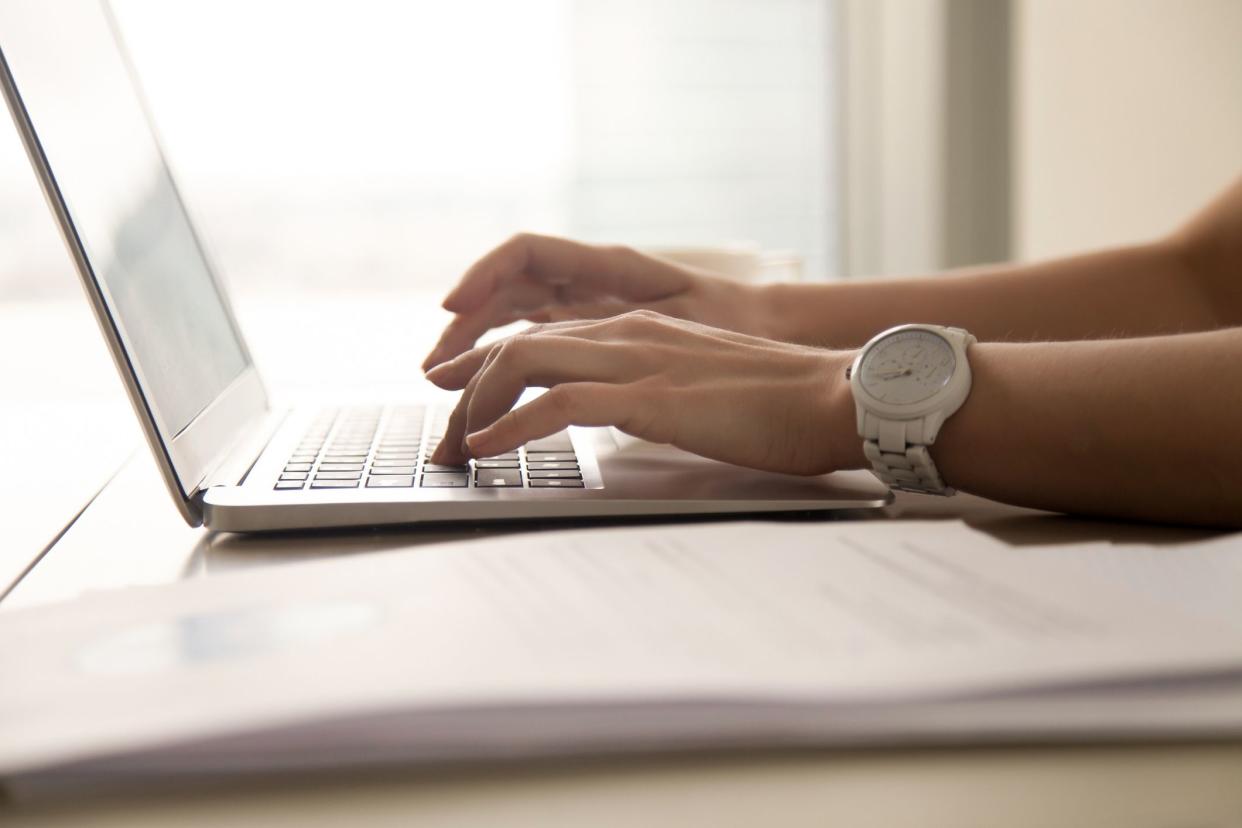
<box><xmin>847</xmin><ymin>324</ymin><xmax>975</xmax><ymax>496</ymax></box>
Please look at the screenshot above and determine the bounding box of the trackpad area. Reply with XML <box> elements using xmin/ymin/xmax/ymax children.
<box><xmin>594</xmin><ymin>429</ymin><xmax>888</xmax><ymax>503</ymax></box>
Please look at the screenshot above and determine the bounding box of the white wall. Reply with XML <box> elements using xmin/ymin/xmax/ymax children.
<box><xmin>1014</xmin><ymin>0</ymin><xmax>1242</xmax><ymax>260</ymax></box>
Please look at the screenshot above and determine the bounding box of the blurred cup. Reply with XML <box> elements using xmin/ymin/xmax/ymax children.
<box><xmin>644</xmin><ymin>242</ymin><xmax>802</xmax><ymax>283</ymax></box>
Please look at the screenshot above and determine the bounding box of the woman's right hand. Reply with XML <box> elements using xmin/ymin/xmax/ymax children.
<box><xmin>421</xmin><ymin>233</ymin><xmax>778</xmax><ymax>371</ymax></box>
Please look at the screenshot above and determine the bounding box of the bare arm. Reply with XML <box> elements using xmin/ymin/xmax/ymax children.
<box><xmin>765</xmin><ymin>176</ymin><xmax>1242</xmax><ymax>347</ymax></box>
<box><xmin>867</xmin><ymin>329</ymin><xmax>1242</xmax><ymax>526</ymax></box>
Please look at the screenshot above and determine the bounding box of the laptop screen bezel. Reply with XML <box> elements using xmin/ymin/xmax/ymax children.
<box><xmin>0</xmin><ymin>18</ymin><xmax>269</xmax><ymax>527</ymax></box>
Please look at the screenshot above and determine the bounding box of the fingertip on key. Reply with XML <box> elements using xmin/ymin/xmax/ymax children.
<box><xmin>429</xmin><ymin>443</ymin><xmax>453</xmax><ymax>465</ymax></box>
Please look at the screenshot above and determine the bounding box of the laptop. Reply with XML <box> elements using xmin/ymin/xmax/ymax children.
<box><xmin>0</xmin><ymin>0</ymin><xmax>890</xmax><ymax>532</ymax></box>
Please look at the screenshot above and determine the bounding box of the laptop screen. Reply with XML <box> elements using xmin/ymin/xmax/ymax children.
<box><xmin>0</xmin><ymin>1</ymin><xmax>250</xmax><ymax>438</ymax></box>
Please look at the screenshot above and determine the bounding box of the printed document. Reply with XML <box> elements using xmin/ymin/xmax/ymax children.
<box><xmin>3</xmin><ymin>520</ymin><xmax>1242</xmax><ymax>775</ymax></box>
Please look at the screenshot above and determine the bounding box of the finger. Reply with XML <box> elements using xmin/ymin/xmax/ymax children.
<box><xmin>426</xmin><ymin>318</ymin><xmax>626</xmax><ymax>389</ymax></box>
<box><xmin>422</xmin><ymin>281</ymin><xmax>552</xmax><ymax>371</ymax></box>
<box><xmin>465</xmin><ymin>382</ymin><xmax>631</xmax><ymax>458</ymax></box>
<box><xmin>535</xmin><ymin>299</ymin><xmax>635</xmax><ymax>323</ymax></box>
<box><xmin>464</xmin><ymin>337</ymin><xmax>638</xmax><ymax>438</ymax></box>
<box><xmin>431</xmin><ymin>309</ymin><xmax>656</xmax><ymax>377</ymax></box>
<box><xmin>422</xmin><ymin>312</ymin><xmax>501</xmax><ymax>373</ymax></box>
<box><xmin>442</xmin><ymin>233</ymin><xmax>690</xmax><ymax>315</ymax></box>
<box><xmin>431</xmin><ymin>345</ymin><xmax>501</xmax><ymax>464</ymax></box>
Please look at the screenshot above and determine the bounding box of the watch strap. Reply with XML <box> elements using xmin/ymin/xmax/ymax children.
<box><xmin>862</xmin><ymin>441</ymin><xmax>952</xmax><ymax>496</ymax></box>
<box><xmin>858</xmin><ymin>397</ymin><xmax>955</xmax><ymax>497</ymax></box>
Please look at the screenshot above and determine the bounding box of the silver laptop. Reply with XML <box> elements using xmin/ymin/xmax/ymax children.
<box><xmin>0</xmin><ymin>0</ymin><xmax>889</xmax><ymax>532</ymax></box>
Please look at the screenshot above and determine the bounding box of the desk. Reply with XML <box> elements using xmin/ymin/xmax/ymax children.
<box><xmin>2</xmin><ymin>297</ymin><xmax>1240</xmax><ymax>826</ymax></box>
<box><xmin>4</xmin><ymin>442</ymin><xmax>1241</xmax><ymax>827</ymax></box>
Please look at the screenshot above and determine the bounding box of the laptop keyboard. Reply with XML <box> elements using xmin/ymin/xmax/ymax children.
<box><xmin>272</xmin><ymin>406</ymin><xmax>585</xmax><ymax>491</ymax></box>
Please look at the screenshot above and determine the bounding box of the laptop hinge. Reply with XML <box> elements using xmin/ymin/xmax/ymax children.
<box><xmin>199</xmin><ymin>408</ymin><xmax>290</xmax><ymax>491</ymax></box>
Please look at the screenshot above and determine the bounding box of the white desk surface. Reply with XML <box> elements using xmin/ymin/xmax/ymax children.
<box><xmin>2</xmin><ymin>297</ymin><xmax>1240</xmax><ymax>826</ymax></box>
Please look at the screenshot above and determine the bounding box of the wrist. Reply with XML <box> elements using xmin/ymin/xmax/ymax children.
<box><xmin>822</xmin><ymin>349</ymin><xmax>866</xmax><ymax>471</ymax></box>
<box><xmin>763</xmin><ymin>281</ymin><xmax>850</xmax><ymax>346</ymax></box>
<box><xmin>755</xmin><ymin>282</ymin><xmax>809</xmax><ymax>343</ymax></box>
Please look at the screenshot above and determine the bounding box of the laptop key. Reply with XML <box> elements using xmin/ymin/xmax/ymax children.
<box><xmin>372</xmin><ymin>458</ymin><xmax>419</xmax><ymax>467</ymax></box>
<box><xmin>284</xmin><ymin>463</ymin><xmax>313</xmax><ymax>472</ymax></box>
<box><xmin>274</xmin><ymin>481</ymin><xmax>305</xmax><ymax>490</ymax></box>
<box><xmin>313</xmin><ymin>471</ymin><xmax>362</xmax><ymax>480</ymax></box>
<box><xmin>368</xmin><ymin>465</ymin><xmax>417</xmax><ymax>475</ymax></box>
<box><xmin>310</xmin><ymin>479</ymin><xmax>360</xmax><ymax>489</ymax></box>
<box><xmin>480</xmin><ymin>453</ymin><xmax>519</xmax><ymax>461</ymax></box>
<box><xmin>475</xmin><ymin>469</ymin><xmax>522</xmax><ymax>487</ymax></box>
<box><xmin>279</xmin><ymin>471</ymin><xmax>309</xmax><ymax>481</ymax></box>
<box><xmin>421</xmin><ymin>473</ymin><xmax>469</xmax><ymax>488</ymax></box>
<box><xmin>319</xmin><ymin>463</ymin><xmax>364</xmax><ymax>472</ymax></box>
<box><xmin>423</xmin><ymin>463</ymin><xmax>469</xmax><ymax>473</ymax></box>
<box><xmin>527</xmin><ymin>470</ymin><xmax>581</xmax><ymax>480</ymax></box>
<box><xmin>529</xmin><ymin>479</ymin><xmax>585</xmax><ymax>488</ymax></box>
<box><xmin>366</xmin><ymin>475</ymin><xmax>416</xmax><ymax>488</ymax></box>
<box><xmin>527</xmin><ymin>461</ymin><xmax>579</xmax><ymax>471</ymax></box>
<box><xmin>525</xmin><ymin>452</ymin><xmax>576</xmax><ymax>463</ymax></box>
<box><xmin>475</xmin><ymin>459</ymin><xmax>520</xmax><ymax>469</ymax></box>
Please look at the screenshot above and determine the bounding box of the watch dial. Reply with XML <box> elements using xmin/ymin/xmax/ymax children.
<box><xmin>859</xmin><ymin>329</ymin><xmax>956</xmax><ymax>405</ymax></box>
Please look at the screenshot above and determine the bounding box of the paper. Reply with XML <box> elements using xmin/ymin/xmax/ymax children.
<box><xmin>3</xmin><ymin>520</ymin><xmax>1242</xmax><ymax>777</ymax></box>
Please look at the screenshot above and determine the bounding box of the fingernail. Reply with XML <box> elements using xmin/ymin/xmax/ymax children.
<box><xmin>465</xmin><ymin>431</ymin><xmax>488</xmax><ymax>455</ymax></box>
<box><xmin>424</xmin><ymin>362</ymin><xmax>448</xmax><ymax>382</ymax></box>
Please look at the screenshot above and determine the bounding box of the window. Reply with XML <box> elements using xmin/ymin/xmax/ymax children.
<box><xmin>0</xmin><ymin>0</ymin><xmax>839</xmax><ymax>300</ymax></box>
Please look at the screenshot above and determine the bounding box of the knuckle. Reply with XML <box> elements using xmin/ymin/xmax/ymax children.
<box><xmin>601</xmin><ymin>242</ymin><xmax>635</xmax><ymax>260</ymax></box>
<box><xmin>495</xmin><ymin>336</ymin><xmax>530</xmax><ymax>367</ymax></box>
<box><xmin>544</xmin><ymin>385</ymin><xmax>577</xmax><ymax>417</ymax></box>
<box><xmin>613</xmin><ymin>309</ymin><xmax>655</xmax><ymax>332</ymax></box>
<box><xmin>479</xmin><ymin>342</ymin><xmax>504</xmax><ymax>369</ymax></box>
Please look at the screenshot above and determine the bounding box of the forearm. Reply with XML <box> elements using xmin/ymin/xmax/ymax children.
<box><xmin>884</xmin><ymin>329</ymin><xmax>1242</xmax><ymax>526</ymax></box>
<box><xmin>766</xmin><ymin>237</ymin><xmax>1226</xmax><ymax>348</ymax></box>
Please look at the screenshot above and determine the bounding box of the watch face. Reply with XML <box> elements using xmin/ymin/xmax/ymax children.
<box><xmin>859</xmin><ymin>329</ymin><xmax>956</xmax><ymax>405</ymax></box>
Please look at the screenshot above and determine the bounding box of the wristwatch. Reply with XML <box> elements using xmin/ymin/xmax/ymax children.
<box><xmin>847</xmin><ymin>324</ymin><xmax>975</xmax><ymax>496</ymax></box>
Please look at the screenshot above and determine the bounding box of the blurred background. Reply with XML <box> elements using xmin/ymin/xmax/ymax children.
<box><xmin>4</xmin><ymin>0</ymin><xmax>1241</xmax><ymax>307</ymax></box>
<box><xmin>0</xmin><ymin>0</ymin><xmax>838</xmax><ymax>301</ymax></box>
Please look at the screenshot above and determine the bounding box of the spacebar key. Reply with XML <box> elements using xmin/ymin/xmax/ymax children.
<box><xmin>421</xmin><ymin>473</ymin><xmax>468</xmax><ymax>488</ymax></box>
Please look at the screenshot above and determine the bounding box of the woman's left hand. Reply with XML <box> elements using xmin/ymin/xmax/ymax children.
<box><xmin>425</xmin><ymin>310</ymin><xmax>860</xmax><ymax>475</ymax></box>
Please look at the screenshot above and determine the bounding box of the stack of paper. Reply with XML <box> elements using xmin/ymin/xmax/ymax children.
<box><xmin>3</xmin><ymin>520</ymin><xmax>1242</xmax><ymax>778</ymax></box>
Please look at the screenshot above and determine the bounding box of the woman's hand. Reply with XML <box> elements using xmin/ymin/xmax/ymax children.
<box><xmin>422</xmin><ymin>233</ymin><xmax>779</xmax><ymax>371</ymax></box>
<box><xmin>425</xmin><ymin>310</ymin><xmax>861</xmax><ymax>475</ymax></box>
